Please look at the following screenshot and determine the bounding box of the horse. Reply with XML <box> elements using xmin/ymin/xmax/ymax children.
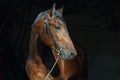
<box><xmin>25</xmin><ymin>4</ymin><xmax>88</xmax><ymax>80</ymax></box>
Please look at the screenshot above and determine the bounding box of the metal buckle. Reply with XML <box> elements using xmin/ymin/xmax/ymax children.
<box><xmin>56</xmin><ymin>47</ymin><xmax>62</xmax><ymax>55</ymax></box>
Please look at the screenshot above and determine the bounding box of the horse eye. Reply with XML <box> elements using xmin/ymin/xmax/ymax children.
<box><xmin>55</xmin><ymin>26</ymin><xmax>61</xmax><ymax>29</ymax></box>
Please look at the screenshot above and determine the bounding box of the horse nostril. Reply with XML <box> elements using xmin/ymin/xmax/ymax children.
<box><xmin>70</xmin><ymin>52</ymin><xmax>74</xmax><ymax>56</ymax></box>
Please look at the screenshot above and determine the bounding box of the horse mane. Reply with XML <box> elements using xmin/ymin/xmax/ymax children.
<box><xmin>31</xmin><ymin>10</ymin><xmax>64</xmax><ymax>28</ymax></box>
<box><xmin>31</xmin><ymin>11</ymin><xmax>45</xmax><ymax>28</ymax></box>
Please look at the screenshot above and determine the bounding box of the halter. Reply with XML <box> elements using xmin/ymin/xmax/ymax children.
<box><xmin>41</xmin><ymin>11</ymin><xmax>63</xmax><ymax>80</ymax></box>
<box><xmin>43</xmin><ymin>10</ymin><xmax>63</xmax><ymax>54</ymax></box>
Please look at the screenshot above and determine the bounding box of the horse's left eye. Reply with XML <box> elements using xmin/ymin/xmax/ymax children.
<box><xmin>55</xmin><ymin>26</ymin><xmax>61</xmax><ymax>30</ymax></box>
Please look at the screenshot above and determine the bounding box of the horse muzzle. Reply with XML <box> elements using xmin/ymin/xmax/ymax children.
<box><xmin>60</xmin><ymin>48</ymin><xmax>77</xmax><ymax>60</ymax></box>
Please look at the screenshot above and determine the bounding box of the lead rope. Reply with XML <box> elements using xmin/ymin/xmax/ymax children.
<box><xmin>42</xmin><ymin>48</ymin><xmax>62</xmax><ymax>80</ymax></box>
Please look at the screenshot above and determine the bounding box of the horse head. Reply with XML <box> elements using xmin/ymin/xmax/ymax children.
<box><xmin>34</xmin><ymin>3</ymin><xmax>77</xmax><ymax>60</ymax></box>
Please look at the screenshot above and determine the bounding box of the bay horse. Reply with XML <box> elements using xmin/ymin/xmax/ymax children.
<box><xmin>25</xmin><ymin>4</ymin><xmax>88</xmax><ymax>80</ymax></box>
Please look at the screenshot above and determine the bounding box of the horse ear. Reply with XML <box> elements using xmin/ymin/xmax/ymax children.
<box><xmin>50</xmin><ymin>3</ymin><xmax>56</xmax><ymax>17</ymax></box>
<box><xmin>58</xmin><ymin>6</ymin><xmax>63</xmax><ymax>15</ymax></box>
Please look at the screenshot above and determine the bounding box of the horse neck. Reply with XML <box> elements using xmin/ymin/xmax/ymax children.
<box><xmin>55</xmin><ymin>55</ymin><xmax>71</xmax><ymax>79</ymax></box>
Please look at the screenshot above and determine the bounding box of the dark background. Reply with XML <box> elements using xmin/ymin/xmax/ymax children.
<box><xmin>0</xmin><ymin>0</ymin><xmax>120</xmax><ymax>80</ymax></box>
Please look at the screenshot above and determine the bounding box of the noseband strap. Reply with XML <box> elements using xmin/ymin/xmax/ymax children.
<box><xmin>42</xmin><ymin>12</ymin><xmax>64</xmax><ymax>80</ymax></box>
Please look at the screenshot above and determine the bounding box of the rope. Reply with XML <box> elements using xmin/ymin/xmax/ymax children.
<box><xmin>41</xmin><ymin>11</ymin><xmax>63</xmax><ymax>80</ymax></box>
<box><xmin>42</xmin><ymin>50</ymin><xmax>61</xmax><ymax>80</ymax></box>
